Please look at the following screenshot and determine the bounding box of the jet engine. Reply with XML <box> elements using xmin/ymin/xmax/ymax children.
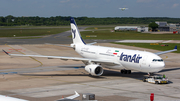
<box><xmin>85</xmin><ymin>64</ymin><xmax>103</xmax><ymax>76</ymax></box>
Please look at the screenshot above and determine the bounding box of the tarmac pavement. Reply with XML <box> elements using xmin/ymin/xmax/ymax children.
<box><xmin>0</xmin><ymin>44</ymin><xmax>180</xmax><ymax>101</ymax></box>
<box><xmin>0</xmin><ymin>27</ymin><xmax>180</xmax><ymax>101</ymax></box>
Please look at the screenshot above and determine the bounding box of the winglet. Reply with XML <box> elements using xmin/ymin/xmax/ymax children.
<box><xmin>2</xmin><ymin>49</ymin><xmax>10</xmax><ymax>55</ymax></box>
<box><xmin>174</xmin><ymin>45</ymin><xmax>177</xmax><ymax>50</ymax></box>
<box><xmin>74</xmin><ymin>91</ymin><xmax>79</xmax><ymax>96</ymax></box>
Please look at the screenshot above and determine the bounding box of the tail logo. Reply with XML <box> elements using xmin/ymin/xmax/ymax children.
<box><xmin>72</xmin><ymin>29</ymin><xmax>76</xmax><ymax>39</ymax></box>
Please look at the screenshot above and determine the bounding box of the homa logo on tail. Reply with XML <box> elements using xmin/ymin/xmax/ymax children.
<box><xmin>72</xmin><ymin>29</ymin><xmax>76</xmax><ymax>39</ymax></box>
<box><xmin>120</xmin><ymin>52</ymin><xmax>142</xmax><ymax>63</ymax></box>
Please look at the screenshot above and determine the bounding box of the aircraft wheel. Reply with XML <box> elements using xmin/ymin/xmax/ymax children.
<box><xmin>143</xmin><ymin>78</ymin><xmax>146</xmax><ymax>82</ymax></box>
<box><xmin>124</xmin><ymin>70</ymin><xmax>127</xmax><ymax>74</ymax></box>
<box><xmin>127</xmin><ymin>70</ymin><xmax>131</xmax><ymax>74</ymax></box>
<box><xmin>121</xmin><ymin>70</ymin><xmax>131</xmax><ymax>74</ymax></box>
<box><xmin>121</xmin><ymin>70</ymin><xmax>125</xmax><ymax>74</ymax></box>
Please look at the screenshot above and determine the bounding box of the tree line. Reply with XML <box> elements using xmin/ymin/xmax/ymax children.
<box><xmin>0</xmin><ymin>15</ymin><xmax>180</xmax><ymax>26</ymax></box>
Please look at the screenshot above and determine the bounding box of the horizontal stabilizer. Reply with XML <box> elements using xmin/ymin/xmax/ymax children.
<box><xmin>87</xmin><ymin>42</ymin><xmax>97</xmax><ymax>45</ymax></box>
<box><xmin>45</xmin><ymin>43</ymin><xmax>73</xmax><ymax>48</ymax></box>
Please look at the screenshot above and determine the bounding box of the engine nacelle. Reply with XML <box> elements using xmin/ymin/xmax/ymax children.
<box><xmin>85</xmin><ymin>64</ymin><xmax>103</xmax><ymax>76</ymax></box>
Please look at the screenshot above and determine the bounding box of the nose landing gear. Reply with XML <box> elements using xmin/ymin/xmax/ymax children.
<box><xmin>121</xmin><ymin>69</ymin><xmax>131</xmax><ymax>74</ymax></box>
<box><xmin>148</xmin><ymin>72</ymin><xmax>154</xmax><ymax>76</ymax></box>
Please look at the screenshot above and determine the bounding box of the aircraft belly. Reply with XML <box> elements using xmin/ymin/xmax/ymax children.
<box><xmin>121</xmin><ymin>62</ymin><xmax>141</xmax><ymax>71</ymax></box>
<box><xmin>81</xmin><ymin>52</ymin><xmax>96</xmax><ymax>59</ymax></box>
<box><xmin>102</xmin><ymin>63</ymin><xmax>124</xmax><ymax>70</ymax></box>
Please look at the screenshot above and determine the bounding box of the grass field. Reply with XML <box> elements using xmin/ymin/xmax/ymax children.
<box><xmin>13</xmin><ymin>37</ymin><xmax>43</xmax><ymax>39</ymax></box>
<box><xmin>1</xmin><ymin>25</ymin><xmax>180</xmax><ymax>41</ymax></box>
<box><xmin>0</xmin><ymin>26</ymin><xmax>69</xmax><ymax>28</ymax></box>
<box><xmin>85</xmin><ymin>27</ymin><xmax>114</xmax><ymax>30</ymax></box>
<box><xmin>0</xmin><ymin>28</ymin><xmax>70</xmax><ymax>37</ymax></box>
<box><xmin>0</xmin><ymin>24</ymin><xmax>147</xmax><ymax>29</ymax></box>
<box><xmin>81</xmin><ymin>30</ymin><xmax>180</xmax><ymax>40</ymax></box>
<box><xmin>113</xmin><ymin>43</ymin><xmax>179</xmax><ymax>53</ymax></box>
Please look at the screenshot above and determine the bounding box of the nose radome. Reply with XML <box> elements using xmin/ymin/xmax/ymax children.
<box><xmin>160</xmin><ymin>62</ymin><xmax>165</xmax><ymax>67</ymax></box>
<box><xmin>158</xmin><ymin>62</ymin><xmax>165</xmax><ymax>69</ymax></box>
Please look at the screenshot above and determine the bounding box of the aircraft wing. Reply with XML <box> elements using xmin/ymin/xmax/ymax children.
<box><xmin>58</xmin><ymin>91</ymin><xmax>80</xmax><ymax>101</ymax></box>
<box><xmin>0</xmin><ymin>95</ymin><xmax>28</xmax><ymax>101</ymax></box>
<box><xmin>45</xmin><ymin>43</ymin><xmax>73</xmax><ymax>48</ymax></box>
<box><xmin>119</xmin><ymin>8</ymin><xmax>128</xmax><ymax>10</ymax></box>
<box><xmin>154</xmin><ymin>46</ymin><xmax>177</xmax><ymax>55</ymax></box>
<box><xmin>2</xmin><ymin>50</ymin><xmax>120</xmax><ymax>65</ymax></box>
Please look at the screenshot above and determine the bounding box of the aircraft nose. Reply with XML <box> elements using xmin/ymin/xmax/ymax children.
<box><xmin>150</xmin><ymin>62</ymin><xmax>165</xmax><ymax>72</ymax></box>
<box><xmin>162</xmin><ymin>62</ymin><xmax>165</xmax><ymax>67</ymax></box>
<box><xmin>158</xmin><ymin>62</ymin><xmax>165</xmax><ymax>70</ymax></box>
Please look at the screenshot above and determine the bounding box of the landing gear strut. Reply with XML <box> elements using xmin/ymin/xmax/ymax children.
<box><xmin>148</xmin><ymin>72</ymin><xmax>153</xmax><ymax>76</ymax></box>
<box><xmin>121</xmin><ymin>70</ymin><xmax>131</xmax><ymax>74</ymax></box>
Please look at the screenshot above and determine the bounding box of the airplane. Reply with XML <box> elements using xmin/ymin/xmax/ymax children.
<box><xmin>3</xmin><ymin>17</ymin><xmax>177</xmax><ymax>76</ymax></box>
<box><xmin>119</xmin><ymin>8</ymin><xmax>128</xmax><ymax>11</ymax></box>
<box><xmin>0</xmin><ymin>95</ymin><xmax>28</xmax><ymax>101</ymax></box>
<box><xmin>0</xmin><ymin>91</ymin><xmax>79</xmax><ymax>101</ymax></box>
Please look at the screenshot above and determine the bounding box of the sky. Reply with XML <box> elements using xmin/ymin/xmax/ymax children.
<box><xmin>0</xmin><ymin>0</ymin><xmax>180</xmax><ymax>18</ymax></box>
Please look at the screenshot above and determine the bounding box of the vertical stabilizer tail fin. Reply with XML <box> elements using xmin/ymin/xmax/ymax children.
<box><xmin>70</xmin><ymin>17</ymin><xmax>86</xmax><ymax>45</ymax></box>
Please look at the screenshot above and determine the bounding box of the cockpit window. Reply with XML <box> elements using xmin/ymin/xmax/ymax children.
<box><xmin>152</xmin><ymin>59</ymin><xmax>163</xmax><ymax>62</ymax></box>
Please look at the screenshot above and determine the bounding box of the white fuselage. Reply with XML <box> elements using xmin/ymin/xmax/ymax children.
<box><xmin>0</xmin><ymin>95</ymin><xmax>28</xmax><ymax>101</ymax></box>
<box><xmin>75</xmin><ymin>44</ymin><xmax>165</xmax><ymax>73</ymax></box>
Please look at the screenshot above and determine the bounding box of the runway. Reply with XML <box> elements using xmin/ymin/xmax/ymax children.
<box><xmin>0</xmin><ymin>43</ymin><xmax>180</xmax><ymax>101</ymax></box>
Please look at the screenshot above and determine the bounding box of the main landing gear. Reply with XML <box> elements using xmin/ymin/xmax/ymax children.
<box><xmin>121</xmin><ymin>69</ymin><xmax>131</xmax><ymax>74</ymax></box>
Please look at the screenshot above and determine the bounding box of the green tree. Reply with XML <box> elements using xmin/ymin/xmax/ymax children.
<box><xmin>0</xmin><ymin>17</ymin><xmax>6</xmax><ymax>22</ymax></box>
<box><xmin>148</xmin><ymin>22</ymin><xmax>159</xmax><ymax>31</ymax></box>
<box><xmin>1</xmin><ymin>16</ymin><xmax>180</xmax><ymax>26</ymax></box>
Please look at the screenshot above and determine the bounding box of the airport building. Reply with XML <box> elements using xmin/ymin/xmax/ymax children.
<box><xmin>137</xmin><ymin>27</ymin><xmax>149</xmax><ymax>32</ymax></box>
<box><xmin>169</xmin><ymin>23</ymin><xmax>180</xmax><ymax>33</ymax></box>
<box><xmin>155</xmin><ymin>21</ymin><xmax>180</xmax><ymax>33</ymax></box>
<box><xmin>114</xmin><ymin>26</ymin><xmax>138</xmax><ymax>31</ymax></box>
<box><xmin>115</xmin><ymin>22</ymin><xmax>179</xmax><ymax>33</ymax></box>
<box><xmin>114</xmin><ymin>26</ymin><xmax>148</xmax><ymax>32</ymax></box>
<box><xmin>155</xmin><ymin>21</ymin><xmax>169</xmax><ymax>31</ymax></box>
